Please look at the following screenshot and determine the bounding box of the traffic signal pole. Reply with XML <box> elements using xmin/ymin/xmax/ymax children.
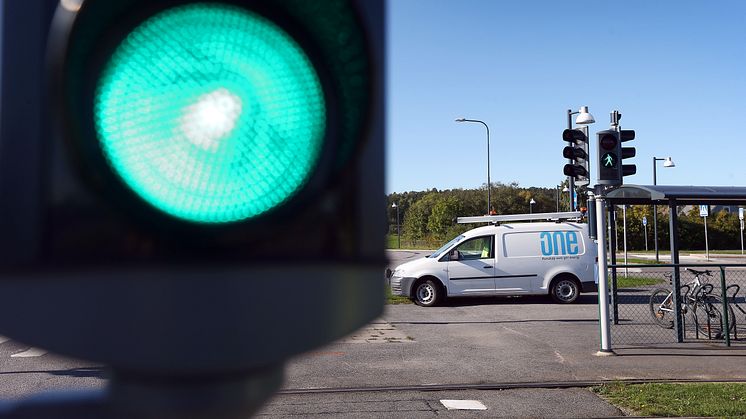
<box><xmin>567</xmin><ymin>110</ymin><xmax>575</xmax><ymax>210</ymax></box>
<box><xmin>595</xmin><ymin>194</ymin><xmax>614</xmax><ymax>355</ymax></box>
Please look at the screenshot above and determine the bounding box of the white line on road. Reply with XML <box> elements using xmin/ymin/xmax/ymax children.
<box><xmin>11</xmin><ymin>348</ymin><xmax>47</xmax><ymax>358</ymax></box>
<box><xmin>440</xmin><ymin>400</ymin><xmax>487</xmax><ymax>410</ymax></box>
<box><xmin>0</xmin><ymin>336</ymin><xmax>9</xmax><ymax>345</ymax></box>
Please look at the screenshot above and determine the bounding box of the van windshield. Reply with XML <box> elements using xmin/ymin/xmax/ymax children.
<box><xmin>428</xmin><ymin>235</ymin><xmax>465</xmax><ymax>259</ymax></box>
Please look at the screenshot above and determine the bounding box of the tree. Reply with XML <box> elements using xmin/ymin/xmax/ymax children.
<box><xmin>427</xmin><ymin>196</ymin><xmax>462</xmax><ymax>241</ymax></box>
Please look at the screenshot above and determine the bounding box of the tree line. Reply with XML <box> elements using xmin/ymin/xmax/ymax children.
<box><xmin>387</xmin><ymin>184</ymin><xmax>744</xmax><ymax>250</ymax></box>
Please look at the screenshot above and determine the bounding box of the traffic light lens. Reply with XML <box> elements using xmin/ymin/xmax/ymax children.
<box><xmin>600</xmin><ymin>134</ymin><xmax>617</xmax><ymax>150</ymax></box>
<box><xmin>93</xmin><ymin>3</ymin><xmax>326</xmax><ymax>224</ymax></box>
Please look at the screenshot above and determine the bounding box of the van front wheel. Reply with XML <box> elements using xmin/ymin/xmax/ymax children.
<box><xmin>413</xmin><ymin>279</ymin><xmax>442</xmax><ymax>307</ymax></box>
<box><xmin>550</xmin><ymin>277</ymin><xmax>580</xmax><ymax>304</ymax></box>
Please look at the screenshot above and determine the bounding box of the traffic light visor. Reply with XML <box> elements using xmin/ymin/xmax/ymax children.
<box><xmin>93</xmin><ymin>3</ymin><xmax>327</xmax><ymax>224</ymax></box>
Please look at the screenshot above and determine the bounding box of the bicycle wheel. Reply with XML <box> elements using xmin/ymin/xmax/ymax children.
<box><xmin>649</xmin><ymin>288</ymin><xmax>675</xmax><ymax>329</ymax></box>
<box><xmin>693</xmin><ymin>295</ymin><xmax>736</xmax><ymax>340</ymax></box>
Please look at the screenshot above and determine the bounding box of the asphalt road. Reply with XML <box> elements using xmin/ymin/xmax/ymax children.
<box><xmin>0</xmin><ymin>248</ymin><xmax>744</xmax><ymax>417</ymax></box>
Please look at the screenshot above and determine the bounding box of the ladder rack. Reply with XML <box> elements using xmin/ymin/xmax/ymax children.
<box><xmin>456</xmin><ymin>211</ymin><xmax>583</xmax><ymax>224</ymax></box>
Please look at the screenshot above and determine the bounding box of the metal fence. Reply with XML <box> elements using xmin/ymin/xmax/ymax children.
<box><xmin>609</xmin><ymin>264</ymin><xmax>746</xmax><ymax>347</ymax></box>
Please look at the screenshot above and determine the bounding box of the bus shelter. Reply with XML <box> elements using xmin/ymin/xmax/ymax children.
<box><xmin>595</xmin><ymin>185</ymin><xmax>746</xmax><ymax>349</ymax></box>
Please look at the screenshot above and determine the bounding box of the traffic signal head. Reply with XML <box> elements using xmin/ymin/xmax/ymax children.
<box><xmin>562</xmin><ymin>127</ymin><xmax>590</xmax><ymax>186</ymax></box>
<box><xmin>0</xmin><ymin>0</ymin><xmax>385</xmax><ymax>406</ymax></box>
<box><xmin>597</xmin><ymin>129</ymin><xmax>620</xmax><ymax>185</ymax></box>
<box><xmin>597</xmin><ymin>128</ymin><xmax>637</xmax><ymax>185</ymax></box>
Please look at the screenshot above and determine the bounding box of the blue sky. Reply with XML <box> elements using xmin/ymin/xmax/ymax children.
<box><xmin>386</xmin><ymin>0</ymin><xmax>746</xmax><ymax>193</ymax></box>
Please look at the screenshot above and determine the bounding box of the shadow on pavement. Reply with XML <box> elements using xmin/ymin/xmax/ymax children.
<box><xmin>0</xmin><ymin>367</ymin><xmax>106</xmax><ymax>379</ymax></box>
<box><xmin>441</xmin><ymin>294</ymin><xmax>598</xmax><ymax>307</ymax></box>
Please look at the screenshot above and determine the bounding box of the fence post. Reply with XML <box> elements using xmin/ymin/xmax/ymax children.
<box><xmin>719</xmin><ymin>266</ymin><xmax>731</xmax><ymax>347</ymax></box>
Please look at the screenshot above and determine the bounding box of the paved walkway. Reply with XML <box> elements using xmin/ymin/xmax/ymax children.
<box><xmin>258</xmin><ymin>299</ymin><xmax>746</xmax><ymax>418</ymax></box>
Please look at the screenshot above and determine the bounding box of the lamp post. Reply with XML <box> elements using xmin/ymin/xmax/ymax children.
<box><xmin>652</xmin><ymin>156</ymin><xmax>675</xmax><ymax>262</ymax></box>
<box><xmin>566</xmin><ymin>106</ymin><xmax>595</xmax><ymax>211</ymax></box>
<box><xmin>456</xmin><ymin>117</ymin><xmax>491</xmax><ymax>215</ymax></box>
<box><xmin>556</xmin><ymin>186</ymin><xmax>569</xmax><ymax>212</ymax></box>
<box><xmin>530</xmin><ymin>198</ymin><xmax>536</xmax><ymax>214</ymax></box>
<box><xmin>391</xmin><ymin>203</ymin><xmax>400</xmax><ymax>249</ymax></box>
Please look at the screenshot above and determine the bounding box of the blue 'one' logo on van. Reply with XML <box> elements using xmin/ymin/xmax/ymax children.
<box><xmin>540</xmin><ymin>231</ymin><xmax>579</xmax><ymax>256</ymax></box>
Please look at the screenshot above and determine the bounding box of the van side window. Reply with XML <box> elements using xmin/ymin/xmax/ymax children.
<box><xmin>454</xmin><ymin>236</ymin><xmax>493</xmax><ymax>260</ymax></box>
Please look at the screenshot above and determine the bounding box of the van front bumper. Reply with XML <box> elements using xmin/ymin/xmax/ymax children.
<box><xmin>390</xmin><ymin>275</ymin><xmax>416</xmax><ymax>297</ymax></box>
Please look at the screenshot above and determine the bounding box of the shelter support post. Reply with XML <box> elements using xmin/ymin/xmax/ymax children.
<box><xmin>608</xmin><ymin>205</ymin><xmax>619</xmax><ymax>324</ymax></box>
<box><xmin>669</xmin><ymin>200</ymin><xmax>683</xmax><ymax>343</ymax></box>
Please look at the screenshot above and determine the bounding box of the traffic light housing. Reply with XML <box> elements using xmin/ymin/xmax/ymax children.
<box><xmin>597</xmin><ymin>129</ymin><xmax>620</xmax><ymax>185</ymax></box>
<box><xmin>562</xmin><ymin>127</ymin><xmax>590</xmax><ymax>186</ymax></box>
<box><xmin>596</xmin><ymin>129</ymin><xmax>637</xmax><ymax>185</ymax></box>
<box><xmin>0</xmin><ymin>0</ymin><xmax>384</xmax><ymax>413</ymax></box>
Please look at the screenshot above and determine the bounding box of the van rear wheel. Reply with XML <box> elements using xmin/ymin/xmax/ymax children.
<box><xmin>414</xmin><ymin>279</ymin><xmax>442</xmax><ymax>307</ymax></box>
<box><xmin>550</xmin><ymin>277</ymin><xmax>580</xmax><ymax>304</ymax></box>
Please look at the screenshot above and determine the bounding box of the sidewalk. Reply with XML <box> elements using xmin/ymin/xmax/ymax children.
<box><xmin>257</xmin><ymin>300</ymin><xmax>746</xmax><ymax>417</ymax></box>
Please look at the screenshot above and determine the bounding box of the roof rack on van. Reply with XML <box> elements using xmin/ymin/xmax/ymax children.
<box><xmin>456</xmin><ymin>211</ymin><xmax>582</xmax><ymax>225</ymax></box>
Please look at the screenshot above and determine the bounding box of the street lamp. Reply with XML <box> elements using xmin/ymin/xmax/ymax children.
<box><xmin>391</xmin><ymin>203</ymin><xmax>400</xmax><ymax>249</ymax></box>
<box><xmin>566</xmin><ymin>106</ymin><xmax>595</xmax><ymax>210</ymax></box>
<box><xmin>652</xmin><ymin>156</ymin><xmax>675</xmax><ymax>262</ymax></box>
<box><xmin>530</xmin><ymin>198</ymin><xmax>536</xmax><ymax>214</ymax></box>
<box><xmin>456</xmin><ymin>117</ymin><xmax>491</xmax><ymax>215</ymax></box>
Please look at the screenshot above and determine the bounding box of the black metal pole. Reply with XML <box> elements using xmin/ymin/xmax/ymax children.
<box><xmin>669</xmin><ymin>201</ymin><xmax>683</xmax><ymax>343</ymax></box>
<box><xmin>609</xmin><ymin>205</ymin><xmax>619</xmax><ymax>324</ymax></box>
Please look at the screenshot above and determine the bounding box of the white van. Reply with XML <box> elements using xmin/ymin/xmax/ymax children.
<box><xmin>388</xmin><ymin>216</ymin><xmax>597</xmax><ymax>306</ymax></box>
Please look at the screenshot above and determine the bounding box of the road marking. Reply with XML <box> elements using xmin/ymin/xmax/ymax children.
<box><xmin>11</xmin><ymin>348</ymin><xmax>47</xmax><ymax>358</ymax></box>
<box><xmin>0</xmin><ymin>336</ymin><xmax>10</xmax><ymax>345</ymax></box>
<box><xmin>440</xmin><ymin>400</ymin><xmax>487</xmax><ymax>410</ymax></box>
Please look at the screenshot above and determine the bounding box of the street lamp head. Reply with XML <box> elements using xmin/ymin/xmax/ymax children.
<box><xmin>562</xmin><ymin>187</ymin><xmax>569</xmax><ymax>192</ymax></box>
<box><xmin>663</xmin><ymin>157</ymin><xmax>675</xmax><ymax>168</ymax></box>
<box><xmin>530</xmin><ymin>198</ymin><xmax>536</xmax><ymax>204</ymax></box>
<box><xmin>391</xmin><ymin>203</ymin><xmax>397</xmax><ymax>208</ymax></box>
<box><xmin>454</xmin><ymin>117</ymin><xmax>465</xmax><ymax>122</ymax></box>
<box><xmin>575</xmin><ymin>106</ymin><xmax>595</xmax><ymax>125</ymax></box>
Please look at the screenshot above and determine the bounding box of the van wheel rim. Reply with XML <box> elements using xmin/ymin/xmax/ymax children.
<box><xmin>417</xmin><ymin>284</ymin><xmax>434</xmax><ymax>304</ymax></box>
<box><xmin>555</xmin><ymin>280</ymin><xmax>576</xmax><ymax>302</ymax></box>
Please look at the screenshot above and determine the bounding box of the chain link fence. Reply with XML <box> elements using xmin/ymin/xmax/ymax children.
<box><xmin>609</xmin><ymin>264</ymin><xmax>746</xmax><ymax>347</ymax></box>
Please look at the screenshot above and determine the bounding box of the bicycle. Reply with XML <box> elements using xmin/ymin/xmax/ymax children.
<box><xmin>649</xmin><ymin>268</ymin><xmax>735</xmax><ymax>340</ymax></box>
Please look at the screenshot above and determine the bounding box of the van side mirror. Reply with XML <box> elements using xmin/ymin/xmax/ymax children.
<box><xmin>449</xmin><ymin>250</ymin><xmax>461</xmax><ymax>261</ymax></box>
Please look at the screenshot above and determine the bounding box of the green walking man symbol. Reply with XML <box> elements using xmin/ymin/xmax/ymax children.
<box><xmin>602</xmin><ymin>153</ymin><xmax>616</xmax><ymax>167</ymax></box>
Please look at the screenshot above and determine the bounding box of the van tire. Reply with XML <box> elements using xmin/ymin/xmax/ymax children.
<box><xmin>550</xmin><ymin>276</ymin><xmax>580</xmax><ymax>304</ymax></box>
<box><xmin>413</xmin><ymin>278</ymin><xmax>442</xmax><ymax>307</ymax></box>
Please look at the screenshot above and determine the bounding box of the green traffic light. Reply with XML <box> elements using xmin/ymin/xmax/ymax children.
<box><xmin>93</xmin><ymin>3</ymin><xmax>326</xmax><ymax>224</ymax></box>
<box><xmin>602</xmin><ymin>152</ymin><xmax>617</xmax><ymax>168</ymax></box>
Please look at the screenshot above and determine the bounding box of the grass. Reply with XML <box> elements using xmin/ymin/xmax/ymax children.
<box><xmin>617</xmin><ymin>257</ymin><xmax>664</xmax><ymax>265</ymax></box>
<box><xmin>686</xmin><ymin>250</ymin><xmax>746</xmax><ymax>255</ymax></box>
<box><xmin>385</xmin><ymin>286</ymin><xmax>412</xmax><ymax>305</ymax></box>
<box><xmin>385</xmin><ymin>234</ymin><xmax>436</xmax><ymax>251</ymax></box>
<box><xmin>611</xmin><ymin>275</ymin><xmax>663</xmax><ymax>289</ymax></box>
<box><xmin>594</xmin><ymin>382</ymin><xmax>746</xmax><ymax>417</ymax></box>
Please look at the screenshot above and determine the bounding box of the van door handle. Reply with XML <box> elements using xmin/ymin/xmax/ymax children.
<box><xmin>482</xmin><ymin>265</ymin><xmax>492</xmax><ymax>269</ymax></box>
